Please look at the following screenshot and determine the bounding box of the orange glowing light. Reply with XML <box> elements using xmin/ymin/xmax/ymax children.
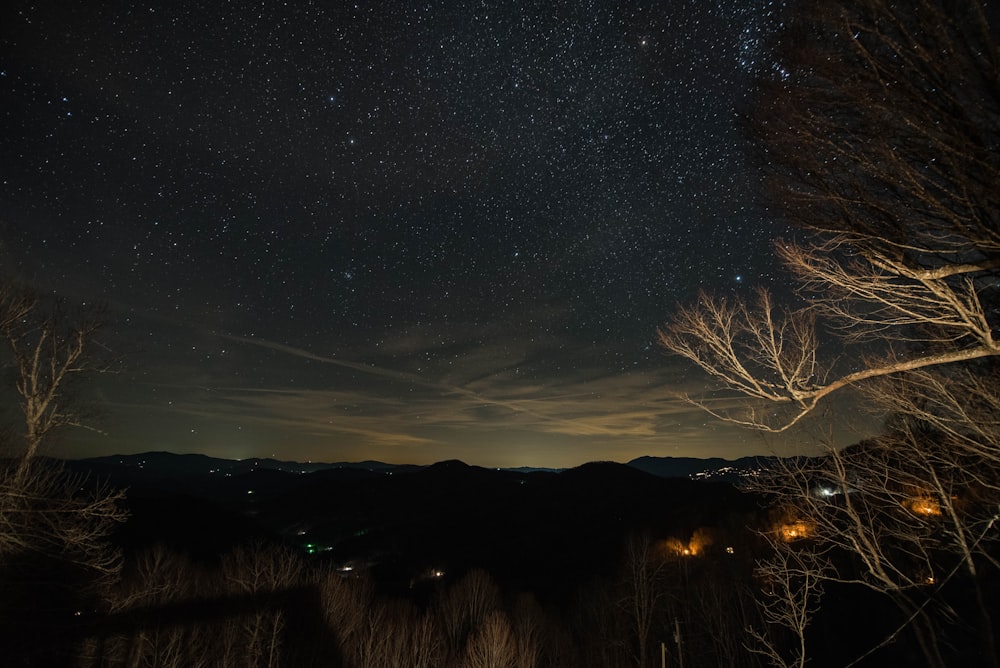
<box><xmin>778</xmin><ymin>521</ymin><xmax>811</xmax><ymax>542</ymax></box>
<box><xmin>905</xmin><ymin>496</ymin><xmax>941</xmax><ymax>516</ymax></box>
<box><xmin>661</xmin><ymin>528</ymin><xmax>713</xmax><ymax>557</ymax></box>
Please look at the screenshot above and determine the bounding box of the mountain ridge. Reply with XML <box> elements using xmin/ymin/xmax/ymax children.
<box><xmin>63</xmin><ymin>451</ymin><xmax>772</xmax><ymax>488</ymax></box>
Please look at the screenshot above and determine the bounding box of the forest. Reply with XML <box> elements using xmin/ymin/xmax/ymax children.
<box><xmin>7</xmin><ymin>449</ymin><xmax>994</xmax><ymax>668</ymax></box>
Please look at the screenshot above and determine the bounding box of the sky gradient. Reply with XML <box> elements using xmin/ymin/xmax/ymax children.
<box><xmin>0</xmin><ymin>0</ymin><xmax>877</xmax><ymax>467</ymax></box>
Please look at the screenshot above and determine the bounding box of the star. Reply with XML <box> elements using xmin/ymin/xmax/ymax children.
<box><xmin>1</xmin><ymin>0</ymin><xmax>785</xmax><ymax>466</ymax></box>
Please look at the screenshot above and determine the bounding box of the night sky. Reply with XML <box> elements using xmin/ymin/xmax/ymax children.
<box><xmin>1</xmin><ymin>0</ymin><xmax>853</xmax><ymax>468</ymax></box>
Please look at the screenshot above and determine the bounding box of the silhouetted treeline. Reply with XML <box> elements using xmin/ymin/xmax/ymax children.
<box><xmin>6</xmin><ymin>456</ymin><xmax>1000</xmax><ymax>666</ymax></box>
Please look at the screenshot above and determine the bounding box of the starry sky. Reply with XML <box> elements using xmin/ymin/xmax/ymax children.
<box><xmin>0</xmin><ymin>0</ymin><xmax>859</xmax><ymax>468</ymax></box>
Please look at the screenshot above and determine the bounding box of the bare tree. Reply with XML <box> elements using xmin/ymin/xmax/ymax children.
<box><xmin>460</xmin><ymin>611</ymin><xmax>518</xmax><ymax>668</ymax></box>
<box><xmin>0</xmin><ymin>286</ymin><xmax>104</xmax><ymax>468</ymax></box>
<box><xmin>405</xmin><ymin>604</ymin><xmax>446</xmax><ymax>668</ymax></box>
<box><xmin>747</xmin><ymin>532</ymin><xmax>827</xmax><ymax>668</ymax></box>
<box><xmin>658</xmin><ymin>249</ymin><xmax>998</xmax><ymax>433</ymax></box>
<box><xmin>568</xmin><ymin>576</ymin><xmax>628</xmax><ymax>668</ymax></box>
<box><xmin>82</xmin><ymin>544</ymin><xmax>219</xmax><ymax>667</ymax></box>
<box><xmin>757</xmin><ymin>0</ymin><xmax>999</xmax><ymax>253</ymax></box>
<box><xmin>349</xmin><ymin>594</ymin><xmax>394</xmax><ymax>668</ymax></box>
<box><xmin>659</xmin><ymin>0</ymin><xmax>1000</xmax><ymax>434</ymax></box>
<box><xmin>433</xmin><ymin>569</ymin><xmax>504</xmax><ymax>662</ymax></box>
<box><xmin>618</xmin><ymin>533</ymin><xmax>669</xmax><ymax>668</ymax></box>
<box><xmin>839</xmin><ymin>383</ymin><xmax>999</xmax><ymax>664</ymax></box>
<box><xmin>0</xmin><ymin>283</ymin><xmax>126</xmax><ymax>664</ymax></box>
<box><xmin>755</xmin><ymin>439</ymin><xmax>982</xmax><ymax>666</ymax></box>
<box><xmin>508</xmin><ymin>593</ymin><xmax>543</xmax><ymax>668</ymax></box>
<box><xmin>682</xmin><ymin>542</ymin><xmax>762</xmax><ymax>668</ymax></box>
<box><xmin>0</xmin><ymin>462</ymin><xmax>125</xmax><ymax>579</ymax></box>
<box><xmin>220</xmin><ymin>542</ymin><xmax>306</xmax><ymax>667</ymax></box>
<box><xmin>659</xmin><ymin>0</ymin><xmax>1000</xmax><ymax>664</ymax></box>
<box><xmin>318</xmin><ymin>566</ymin><xmax>369</xmax><ymax>660</ymax></box>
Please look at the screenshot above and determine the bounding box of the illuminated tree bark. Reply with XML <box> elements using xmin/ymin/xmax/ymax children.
<box><xmin>221</xmin><ymin>542</ymin><xmax>305</xmax><ymax>667</ymax></box>
<box><xmin>433</xmin><ymin>569</ymin><xmax>503</xmax><ymax>662</ymax></box>
<box><xmin>0</xmin><ymin>286</ymin><xmax>103</xmax><ymax>468</ymax></box>
<box><xmin>459</xmin><ymin>611</ymin><xmax>518</xmax><ymax>668</ymax></box>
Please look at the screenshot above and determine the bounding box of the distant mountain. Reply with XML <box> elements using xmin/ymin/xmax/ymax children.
<box><xmin>561</xmin><ymin>460</ymin><xmax>663</xmax><ymax>486</ymax></box>
<box><xmin>499</xmin><ymin>465</ymin><xmax>563</xmax><ymax>474</ymax></box>
<box><xmin>68</xmin><ymin>451</ymin><xmax>421</xmax><ymax>480</ymax></box>
<box><xmin>59</xmin><ymin>450</ymin><xmax>766</xmax><ymax>601</ymax></box>
<box><xmin>68</xmin><ymin>451</ymin><xmax>777</xmax><ymax>485</ymax></box>
<box><xmin>240</xmin><ymin>454</ymin><xmax>753</xmax><ymax>599</ymax></box>
<box><xmin>76</xmin><ymin>451</ymin><xmax>235</xmax><ymax>476</ymax></box>
<box><xmin>626</xmin><ymin>455</ymin><xmax>775</xmax><ymax>482</ymax></box>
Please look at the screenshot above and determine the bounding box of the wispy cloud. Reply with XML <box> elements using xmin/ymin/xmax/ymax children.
<box><xmin>194</xmin><ymin>333</ymin><xmax>739</xmax><ymax>451</ymax></box>
<box><xmin>78</xmin><ymin>307</ymin><xmax>788</xmax><ymax>466</ymax></box>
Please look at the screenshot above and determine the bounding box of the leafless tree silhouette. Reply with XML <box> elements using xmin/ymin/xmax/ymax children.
<box><xmin>0</xmin><ymin>283</ymin><xmax>126</xmax><ymax>664</ymax></box>
<box><xmin>659</xmin><ymin>1</ymin><xmax>1000</xmax><ymax>664</ymax></box>
<box><xmin>659</xmin><ymin>0</ymin><xmax>999</xmax><ymax>433</ymax></box>
<box><xmin>747</xmin><ymin>532</ymin><xmax>827</xmax><ymax>668</ymax></box>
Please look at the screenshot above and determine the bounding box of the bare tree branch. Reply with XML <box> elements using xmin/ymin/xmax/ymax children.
<box><xmin>659</xmin><ymin>1</ymin><xmax>1000</xmax><ymax>663</ymax></box>
<box><xmin>659</xmin><ymin>280</ymin><xmax>998</xmax><ymax>433</ymax></box>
